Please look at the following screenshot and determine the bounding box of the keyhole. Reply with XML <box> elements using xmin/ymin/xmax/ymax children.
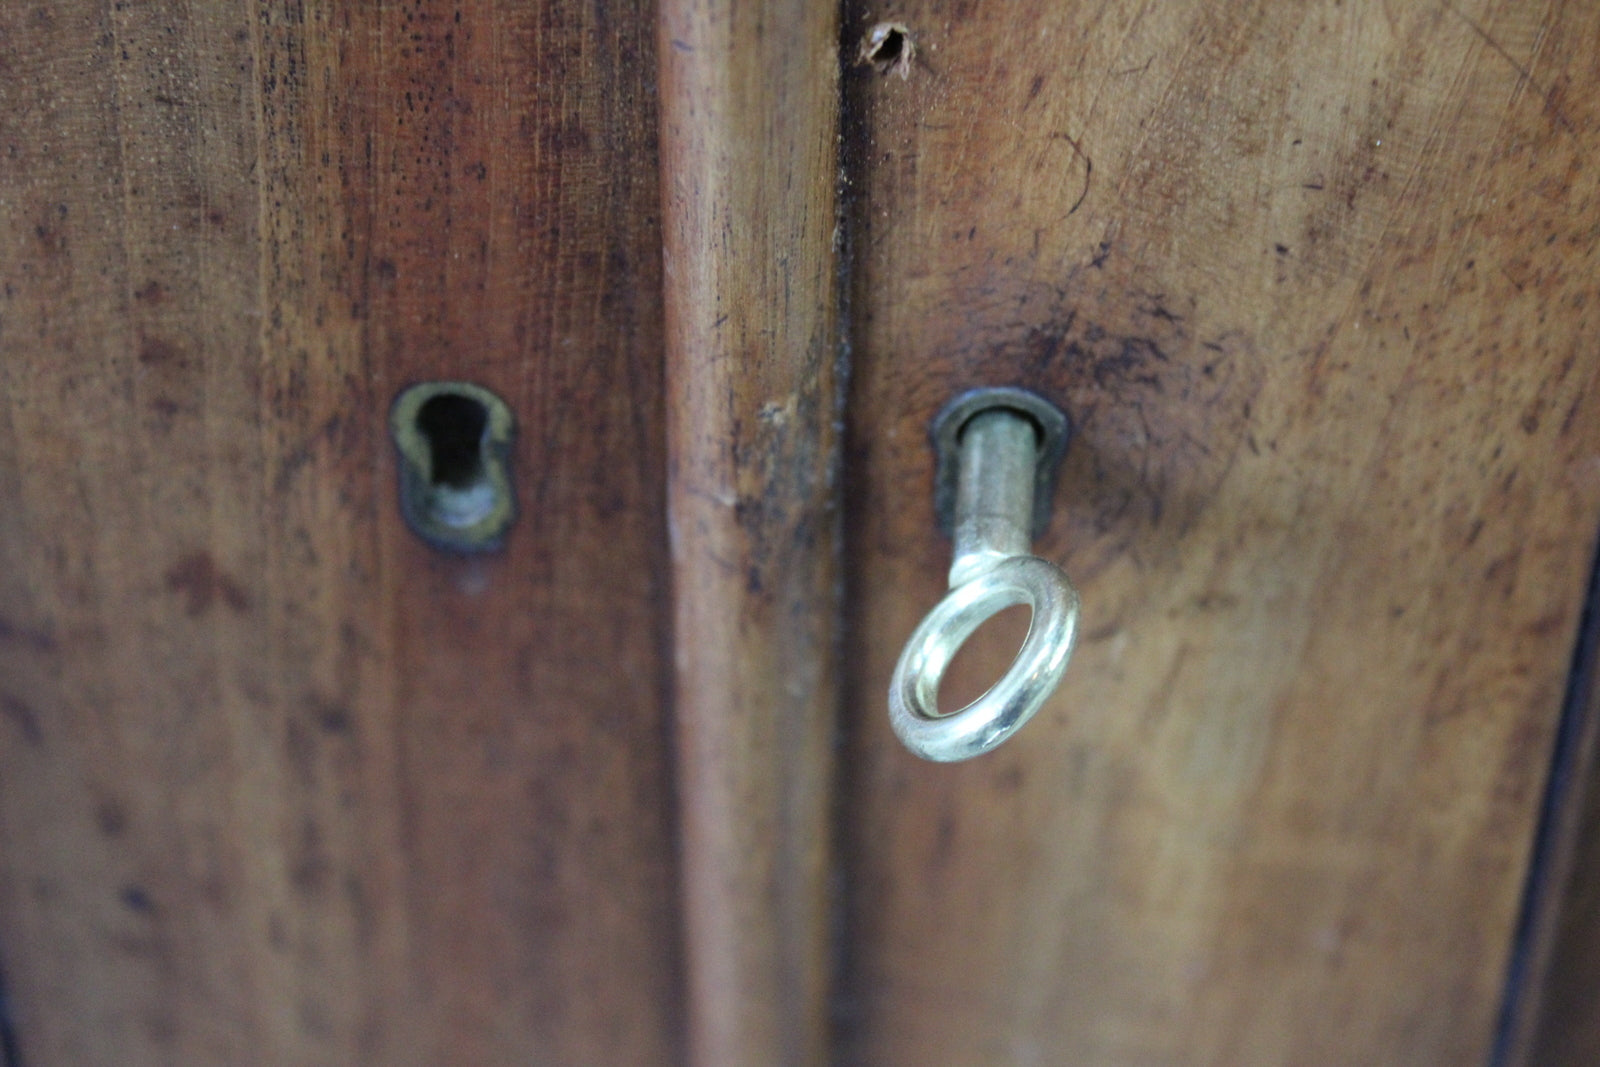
<box><xmin>417</xmin><ymin>393</ymin><xmax>488</xmax><ymax>489</ymax></box>
<box><xmin>390</xmin><ymin>381</ymin><xmax>515</xmax><ymax>552</ymax></box>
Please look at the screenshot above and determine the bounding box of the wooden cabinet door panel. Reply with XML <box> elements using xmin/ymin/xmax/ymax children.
<box><xmin>0</xmin><ymin>2</ymin><xmax>682</xmax><ymax>1064</ymax></box>
<box><xmin>3</xmin><ymin>1</ymin><xmax>1599</xmax><ymax>1065</ymax></box>
<box><xmin>836</xmin><ymin>1</ymin><xmax>1600</xmax><ymax>1064</ymax></box>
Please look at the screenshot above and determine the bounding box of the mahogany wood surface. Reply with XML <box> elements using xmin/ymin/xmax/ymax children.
<box><xmin>5</xmin><ymin>0</ymin><xmax>1600</xmax><ymax>1064</ymax></box>
<box><xmin>657</xmin><ymin>0</ymin><xmax>843</xmax><ymax>1063</ymax></box>
<box><xmin>0</xmin><ymin>2</ymin><xmax>682</xmax><ymax>1064</ymax></box>
<box><xmin>836</xmin><ymin>1</ymin><xmax>1600</xmax><ymax>1064</ymax></box>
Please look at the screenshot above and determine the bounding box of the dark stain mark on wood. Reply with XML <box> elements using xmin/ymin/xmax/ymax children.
<box><xmin>95</xmin><ymin>796</ymin><xmax>129</xmax><ymax>837</ymax></box>
<box><xmin>1035</xmin><ymin>307</ymin><xmax>1253</xmax><ymax>478</ymax></box>
<box><xmin>133</xmin><ymin>280</ymin><xmax>169</xmax><ymax>305</ymax></box>
<box><xmin>0</xmin><ymin>616</ymin><xmax>58</xmax><ymax>653</ymax></box>
<box><xmin>149</xmin><ymin>396</ymin><xmax>186</xmax><ymax>428</ymax></box>
<box><xmin>945</xmin><ymin>260</ymin><xmax>1264</xmax><ymax>557</ymax></box>
<box><xmin>137</xmin><ymin>336</ymin><xmax>188</xmax><ymax>367</ymax></box>
<box><xmin>288</xmin><ymin>817</ymin><xmax>330</xmax><ymax>896</ymax></box>
<box><xmin>1</xmin><ymin>694</ymin><xmax>43</xmax><ymax>746</ymax></box>
<box><xmin>163</xmin><ymin>551</ymin><xmax>252</xmax><ymax>616</ymax></box>
<box><xmin>307</xmin><ymin>694</ymin><xmax>353</xmax><ymax>734</ymax></box>
<box><xmin>992</xmin><ymin>764</ymin><xmax>1025</xmax><ymax>792</ymax></box>
<box><xmin>119</xmin><ymin>885</ymin><xmax>155</xmax><ymax>914</ymax></box>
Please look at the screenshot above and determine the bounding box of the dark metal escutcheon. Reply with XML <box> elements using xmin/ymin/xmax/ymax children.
<box><xmin>390</xmin><ymin>381</ymin><xmax>515</xmax><ymax>553</ymax></box>
<box><xmin>930</xmin><ymin>386</ymin><xmax>1071</xmax><ymax>540</ymax></box>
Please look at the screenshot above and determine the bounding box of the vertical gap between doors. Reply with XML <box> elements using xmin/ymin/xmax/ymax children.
<box><xmin>1491</xmin><ymin>527</ymin><xmax>1600</xmax><ymax>1065</ymax></box>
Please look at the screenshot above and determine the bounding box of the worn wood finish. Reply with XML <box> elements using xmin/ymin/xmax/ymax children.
<box><xmin>657</xmin><ymin>0</ymin><xmax>842</xmax><ymax>1062</ymax></box>
<box><xmin>837</xmin><ymin>1</ymin><xmax>1600</xmax><ymax>1064</ymax></box>
<box><xmin>0</xmin><ymin>2</ymin><xmax>682</xmax><ymax>1064</ymax></box>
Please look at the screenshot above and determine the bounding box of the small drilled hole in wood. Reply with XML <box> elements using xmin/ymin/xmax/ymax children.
<box><xmin>938</xmin><ymin>604</ymin><xmax>1033</xmax><ymax>715</ymax></box>
<box><xmin>859</xmin><ymin>22</ymin><xmax>914</xmax><ymax>79</ymax></box>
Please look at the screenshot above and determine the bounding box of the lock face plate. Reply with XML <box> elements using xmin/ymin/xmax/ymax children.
<box><xmin>930</xmin><ymin>386</ymin><xmax>1071</xmax><ymax>540</ymax></box>
<box><xmin>390</xmin><ymin>381</ymin><xmax>516</xmax><ymax>553</ymax></box>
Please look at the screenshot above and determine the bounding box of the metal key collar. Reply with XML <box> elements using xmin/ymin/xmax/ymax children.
<box><xmin>889</xmin><ymin>388</ymin><xmax>1080</xmax><ymax>762</ymax></box>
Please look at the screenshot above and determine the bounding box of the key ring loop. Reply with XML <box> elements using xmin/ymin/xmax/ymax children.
<box><xmin>889</xmin><ymin>555</ymin><xmax>1080</xmax><ymax>762</ymax></box>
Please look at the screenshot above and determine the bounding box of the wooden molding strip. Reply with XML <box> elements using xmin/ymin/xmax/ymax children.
<box><xmin>656</xmin><ymin>1</ymin><xmax>843</xmax><ymax>1064</ymax></box>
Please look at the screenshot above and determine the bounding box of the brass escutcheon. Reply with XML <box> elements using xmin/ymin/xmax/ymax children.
<box><xmin>390</xmin><ymin>381</ymin><xmax>515</xmax><ymax>553</ymax></box>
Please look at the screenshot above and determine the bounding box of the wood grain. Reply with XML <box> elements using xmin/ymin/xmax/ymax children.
<box><xmin>836</xmin><ymin>1</ymin><xmax>1600</xmax><ymax>1064</ymax></box>
<box><xmin>656</xmin><ymin>0</ymin><xmax>843</xmax><ymax>1062</ymax></box>
<box><xmin>0</xmin><ymin>2</ymin><xmax>682</xmax><ymax>1064</ymax></box>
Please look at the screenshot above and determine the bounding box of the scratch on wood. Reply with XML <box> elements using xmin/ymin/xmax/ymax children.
<box><xmin>1050</xmin><ymin>131</ymin><xmax>1093</xmax><ymax>218</ymax></box>
<box><xmin>1439</xmin><ymin>0</ymin><xmax>1576</xmax><ymax>137</ymax></box>
<box><xmin>1110</xmin><ymin>54</ymin><xmax>1155</xmax><ymax>78</ymax></box>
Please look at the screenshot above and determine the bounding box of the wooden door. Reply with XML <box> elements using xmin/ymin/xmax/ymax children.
<box><xmin>3</xmin><ymin>1</ymin><xmax>1599</xmax><ymax>1066</ymax></box>
<box><xmin>834</xmin><ymin>2</ymin><xmax>1600</xmax><ymax>1064</ymax></box>
<box><xmin>0</xmin><ymin>2</ymin><xmax>684</xmax><ymax>1063</ymax></box>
